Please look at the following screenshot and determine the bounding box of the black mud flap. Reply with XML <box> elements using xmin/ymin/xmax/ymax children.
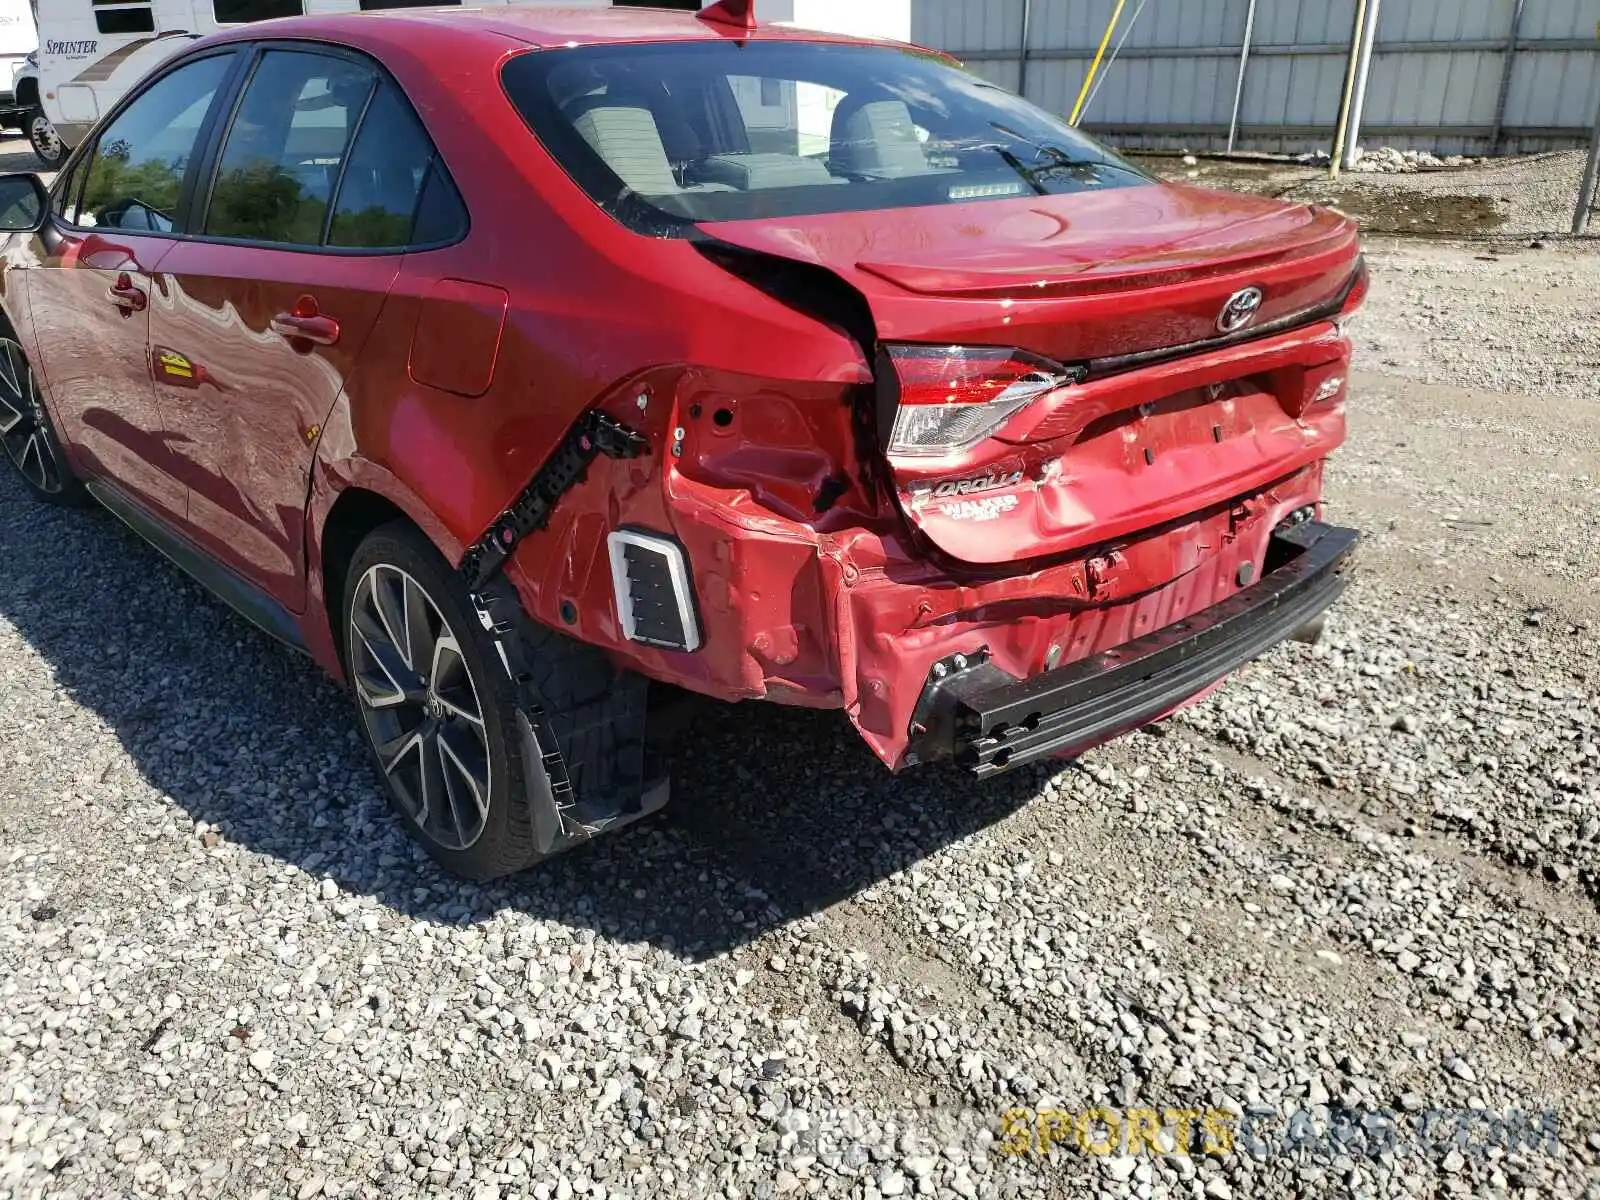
<box><xmin>514</xmin><ymin>697</ymin><xmax>671</xmax><ymax>857</ymax></box>
<box><xmin>462</xmin><ymin>410</ymin><xmax>669</xmax><ymax>856</ymax></box>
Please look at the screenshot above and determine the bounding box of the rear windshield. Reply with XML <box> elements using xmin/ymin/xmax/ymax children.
<box><xmin>500</xmin><ymin>41</ymin><xmax>1150</xmax><ymax>234</ymax></box>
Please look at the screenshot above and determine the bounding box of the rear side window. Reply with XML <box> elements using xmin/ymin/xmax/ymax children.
<box><xmin>75</xmin><ymin>54</ymin><xmax>234</xmax><ymax>232</ymax></box>
<box><xmin>409</xmin><ymin>163</ymin><xmax>468</xmax><ymax>245</ymax></box>
<box><xmin>501</xmin><ymin>42</ymin><xmax>1149</xmax><ymax>233</ymax></box>
<box><xmin>205</xmin><ymin>50</ymin><xmax>375</xmax><ymax>245</ymax></box>
<box><xmin>197</xmin><ymin>48</ymin><xmax>466</xmax><ymax>252</ymax></box>
<box><xmin>328</xmin><ymin>81</ymin><xmax>463</xmax><ymax>248</ymax></box>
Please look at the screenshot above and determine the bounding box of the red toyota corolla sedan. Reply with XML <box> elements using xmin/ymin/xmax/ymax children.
<box><xmin>0</xmin><ymin>2</ymin><xmax>1364</xmax><ymax>878</ymax></box>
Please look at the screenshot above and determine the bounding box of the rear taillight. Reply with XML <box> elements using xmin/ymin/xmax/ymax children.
<box><xmin>1334</xmin><ymin>257</ymin><xmax>1369</xmax><ymax>335</ymax></box>
<box><xmin>884</xmin><ymin>344</ymin><xmax>1079</xmax><ymax>456</ymax></box>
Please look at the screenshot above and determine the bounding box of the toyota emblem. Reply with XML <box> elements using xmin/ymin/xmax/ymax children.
<box><xmin>1217</xmin><ymin>286</ymin><xmax>1264</xmax><ymax>333</ymax></box>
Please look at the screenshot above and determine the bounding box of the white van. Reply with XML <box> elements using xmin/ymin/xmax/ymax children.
<box><xmin>0</xmin><ymin>0</ymin><xmax>37</xmax><ymax>130</ymax></box>
<box><xmin>33</xmin><ymin>0</ymin><xmax>633</xmax><ymax>163</ymax></box>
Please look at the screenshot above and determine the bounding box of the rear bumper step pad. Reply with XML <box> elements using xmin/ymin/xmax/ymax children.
<box><xmin>909</xmin><ymin>520</ymin><xmax>1360</xmax><ymax>777</ymax></box>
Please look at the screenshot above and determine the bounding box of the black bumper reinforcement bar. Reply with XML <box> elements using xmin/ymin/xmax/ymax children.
<box><xmin>909</xmin><ymin>520</ymin><xmax>1361</xmax><ymax>778</ymax></box>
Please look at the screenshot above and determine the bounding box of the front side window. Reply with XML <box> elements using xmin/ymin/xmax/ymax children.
<box><xmin>76</xmin><ymin>54</ymin><xmax>234</xmax><ymax>232</ymax></box>
<box><xmin>501</xmin><ymin>42</ymin><xmax>1149</xmax><ymax>232</ymax></box>
<box><xmin>205</xmin><ymin>50</ymin><xmax>375</xmax><ymax>245</ymax></box>
<box><xmin>213</xmin><ymin>0</ymin><xmax>302</xmax><ymax>22</ymax></box>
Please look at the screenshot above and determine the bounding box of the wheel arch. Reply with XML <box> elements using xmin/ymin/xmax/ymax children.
<box><xmin>307</xmin><ymin>457</ymin><xmax>468</xmax><ymax>679</ymax></box>
<box><xmin>0</xmin><ymin>271</ymin><xmax>43</xmax><ymax>374</ymax></box>
<box><xmin>319</xmin><ymin>488</ymin><xmax>409</xmax><ymax>661</ymax></box>
<box><xmin>15</xmin><ymin>76</ymin><xmax>37</xmax><ymax>109</ymax></box>
<box><xmin>0</xmin><ymin>288</ymin><xmax>82</xmax><ymax>478</ymax></box>
<box><xmin>0</xmin><ymin>282</ymin><xmax>30</xmax><ymax>343</ymax></box>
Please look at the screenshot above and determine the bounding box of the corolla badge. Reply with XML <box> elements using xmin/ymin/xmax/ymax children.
<box><xmin>1217</xmin><ymin>286</ymin><xmax>1264</xmax><ymax>333</ymax></box>
<box><xmin>922</xmin><ymin>468</ymin><xmax>1024</xmax><ymax>499</ymax></box>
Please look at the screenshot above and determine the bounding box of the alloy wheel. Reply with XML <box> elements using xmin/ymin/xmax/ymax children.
<box><xmin>28</xmin><ymin>115</ymin><xmax>61</xmax><ymax>165</ymax></box>
<box><xmin>349</xmin><ymin>563</ymin><xmax>494</xmax><ymax>851</ymax></box>
<box><xmin>0</xmin><ymin>338</ymin><xmax>63</xmax><ymax>494</ymax></box>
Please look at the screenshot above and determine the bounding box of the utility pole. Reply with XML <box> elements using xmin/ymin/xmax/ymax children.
<box><xmin>1226</xmin><ymin>0</ymin><xmax>1258</xmax><ymax>153</ymax></box>
<box><xmin>1329</xmin><ymin>0</ymin><xmax>1370</xmax><ymax>179</ymax></box>
<box><xmin>1018</xmin><ymin>0</ymin><xmax>1033</xmax><ymax>100</ymax></box>
<box><xmin>1341</xmin><ymin>0</ymin><xmax>1384</xmax><ymax>172</ymax></box>
<box><xmin>1488</xmin><ymin>0</ymin><xmax>1528</xmax><ymax>155</ymax></box>
<box><xmin>1575</xmin><ymin>94</ymin><xmax>1600</xmax><ymax>235</ymax></box>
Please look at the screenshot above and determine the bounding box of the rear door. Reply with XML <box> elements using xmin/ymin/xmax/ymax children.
<box><xmin>150</xmin><ymin>45</ymin><xmax>445</xmax><ymax>612</ymax></box>
<box><xmin>26</xmin><ymin>49</ymin><xmax>240</xmax><ymax>522</ymax></box>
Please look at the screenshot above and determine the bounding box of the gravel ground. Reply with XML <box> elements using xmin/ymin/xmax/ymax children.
<box><xmin>1286</xmin><ymin>149</ymin><xmax>1593</xmax><ymax>237</ymax></box>
<box><xmin>4</xmin><ymin>235</ymin><xmax>1600</xmax><ymax>1196</ymax></box>
<box><xmin>1150</xmin><ymin>149</ymin><xmax>1593</xmax><ymax>238</ymax></box>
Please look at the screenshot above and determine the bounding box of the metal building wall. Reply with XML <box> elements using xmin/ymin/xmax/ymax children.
<box><xmin>913</xmin><ymin>0</ymin><xmax>1600</xmax><ymax>156</ymax></box>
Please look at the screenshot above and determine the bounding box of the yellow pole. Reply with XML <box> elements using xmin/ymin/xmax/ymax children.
<box><xmin>1069</xmin><ymin>0</ymin><xmax>1130</xmax><ymax>126</ymax></box>
<box><xmin>1329</xmin><ymin>0</ymin><xmax>1370</xmax><ymax>180</ymax></box>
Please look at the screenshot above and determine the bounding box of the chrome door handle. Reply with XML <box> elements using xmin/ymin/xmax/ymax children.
<box><xmin>107</xmin><ymin>272</ymin><xmax>146</xmax><ymax>313</ymax></box>
<box><xmin>271</xmin><ymin>295</ymin><xmax>340</xmax><ymax>346</ymax></box>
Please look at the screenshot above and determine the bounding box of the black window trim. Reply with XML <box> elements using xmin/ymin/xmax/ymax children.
<box><xmin>46</xmin><ymin>37</ymin><xmax>469</xmax><ymax>258</ymax></box>
<box><xmin>47</xmin><ymin>45</ymin><xmax>249</xmax><ymax>242</ymax></box>
<box><xmin>51</xmin><ymin>154</ymin><xmax>87</xmax><ymax>229</ymax></box>
<box><xmin>191</xmin><ymin>43</ymin><xmax>377</xmax><ymax>248</ymax></box>
<box><xmin>318</xmin><ymin>74</ymin><xmax>380</xmax><ymax>246</ymax></box>
<box><xmin>185</xmin><ymin>38</ymin><xmax>469</xmax><ymax>257</ymax></box>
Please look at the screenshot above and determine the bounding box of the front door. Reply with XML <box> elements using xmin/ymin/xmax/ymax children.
<box><xmin>151</xmin><ymin>49</ymin><xmax>442</xmax><ymax>612</ymax></box>
<box><xmin>26</xmin><ymin>51</ymin><xmax>239</xmax><ymax>522</ymax></box>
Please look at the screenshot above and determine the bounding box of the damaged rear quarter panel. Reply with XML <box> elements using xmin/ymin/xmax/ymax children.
<box><xmin>363</xmin><ymin>108</ymin><xmax>1361</xmax><ymax>769</ymax></box>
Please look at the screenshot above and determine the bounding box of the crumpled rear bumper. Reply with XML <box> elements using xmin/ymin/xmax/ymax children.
<box><xmin>570</xmin><ymin>448</ymin><xmax>1350</xmax><ymax>775</ymax></box>
<box><xmin>904</xmin><ymin>521</ymin><xmax>1359</xmax><ymax>776</ymax></box>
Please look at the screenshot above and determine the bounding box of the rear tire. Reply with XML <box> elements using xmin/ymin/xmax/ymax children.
<box><xmin>0</xmin><ymin>336</ymin><xmax>89</xmax><ymax>506</ymax></box>
<box><xmin>342</xmin><ymin>521</ymin><xmax>652</xmax><ymax>879</ymax></box>
<box><xmin>342</xmin><ymin>521</ymin><xmax>553</xmax><ymax>880</ymax></box>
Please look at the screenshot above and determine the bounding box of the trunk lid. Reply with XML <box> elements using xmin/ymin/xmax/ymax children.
<box><xmin>701</xmin><ymin>182</ymin><xmax>1359</xmax><ymax>364</ymax></box>
<box><xmin>700</xmin><ymin>183</ymin><xmax>1363</xmax><ymax>567</ymax></box>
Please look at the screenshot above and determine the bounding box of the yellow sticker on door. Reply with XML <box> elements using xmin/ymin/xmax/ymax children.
<box><xmin>157</xmin><ymin>349</ymin><xmax>194</xmax><ymax>380</ymax></box>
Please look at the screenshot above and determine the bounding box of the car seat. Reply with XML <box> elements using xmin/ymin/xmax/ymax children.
<box><xmin>829</xmin><ymin>97</ymin><xmax>932</xmax><ymax>179</ymax></box>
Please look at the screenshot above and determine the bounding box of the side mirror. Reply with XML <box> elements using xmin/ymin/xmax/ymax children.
<box><xmin>0</xmin><ymin>173</ymin><xmax>48</xmax><ymax>233</ymax></box>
